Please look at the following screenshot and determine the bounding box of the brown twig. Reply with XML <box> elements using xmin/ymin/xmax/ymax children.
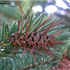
<box><xmin>16</xmin><ymin>1</ymin><xmax>26</xmax><ymax>16</ymax></box>
<box><xmin>63</xmin><ymin>49</ymin><xmax>68</xmax><ymax>59</ymax></box>
<box><xmin>19</xmin><ymin>15</ymin><xmax>24</xmax><ymax>33</ymax></box>
<box><xmin>17</xmin><ymin>20</ymin><xmax>20</xmax><ymax>31</ymax></box>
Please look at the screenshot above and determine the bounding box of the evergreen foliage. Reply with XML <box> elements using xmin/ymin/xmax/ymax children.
<box><xmin>0</xmin><ymin>1</ymin><xmax>70</xmax><ymax>70</ymax></box>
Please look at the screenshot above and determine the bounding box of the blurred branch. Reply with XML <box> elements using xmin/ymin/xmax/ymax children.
<box><xmin>0</xmin><ymin>12</ymin><xmax>18</xmax><ymax>20</ymax></box>
<box><xmin>16</xmin><ymin>1</ymin><xmax>26</xmax><ymax>17</ymax></box>
<box><xmin>0</xmin><ymin>1</ymin><xmax>10</xmax><ymax>4</ymax></box>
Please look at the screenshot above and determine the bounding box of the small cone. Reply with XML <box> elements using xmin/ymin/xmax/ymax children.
<box><xmin>53</xmin><ymin>49</ymin><xmax>70</xmax><ymax>70</ymax></box>
<box><xmin>57</xmin><ymin>58</ymin><xmax>70</xmax><ymax>70</ymax></box>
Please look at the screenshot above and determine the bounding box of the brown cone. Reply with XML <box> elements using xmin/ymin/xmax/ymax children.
<box><xmin>53</xmin><ymin>49</ymin><xmax>70</xmax><ymax>70</ymax></box>
<box><xmin>57</xmin><ymin>58</ymin><xmax>70</xmax><ymax>70</ymax></box>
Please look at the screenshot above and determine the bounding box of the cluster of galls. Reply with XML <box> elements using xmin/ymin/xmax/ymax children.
<box><xmin>3</xmin><ymin>15</ymin><xmax>66</xmax><ymax>62</ymax></box>
<box><xmin>53</xmin><ymin>50</ymin><xmax>70</xmax><ymax>70</ymax></box>
<box><xmin>57</xmin><ymin>57</ymin><xmax>70</xmax><ymax>70</ymax></box>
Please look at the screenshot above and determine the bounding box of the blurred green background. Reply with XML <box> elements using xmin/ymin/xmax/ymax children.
<box><xmin>0</xmin><ymin>0</ymin><xmax>70</xmax><ymax>29</ymax></box>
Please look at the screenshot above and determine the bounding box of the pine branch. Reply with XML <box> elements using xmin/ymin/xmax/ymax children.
<box><xmin>20</xmin><ymin>56</ymin><xmax>60</xmax><ymax>70</ymax></box>
<box><xmin>20</xmin><ymin>59</ymin><xmax>48</xmax><ymax>70</ymax></box>
<box><xmin>0</xmin><ymin>8</ymin><xmax>70</xmax><ymax>69</ymax></box>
